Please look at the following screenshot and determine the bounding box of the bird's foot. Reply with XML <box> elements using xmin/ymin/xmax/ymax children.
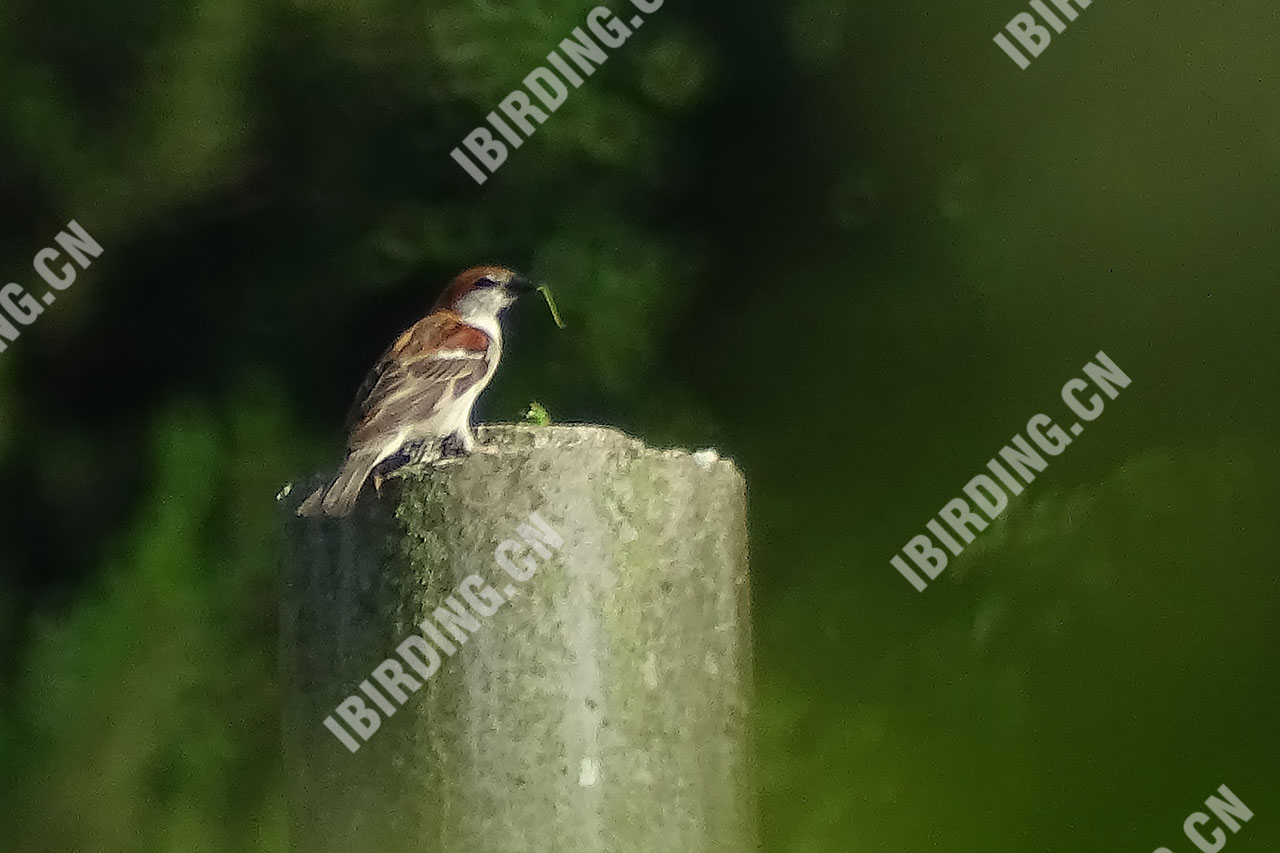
<box><xmin>439</xmin><ymin>431</ymin><xmax>474</xmax><ymax>458</ymax></box>
<box><xmin>445</xmin><ymin>429</ymin><xmax>500</xmax><ymax>457</ymax></box>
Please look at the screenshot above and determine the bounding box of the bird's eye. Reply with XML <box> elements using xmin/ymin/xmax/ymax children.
<box><xmin>476</xmin><ymin>277</ymin><xmax>496</xmax><ymax>288</ymax></box>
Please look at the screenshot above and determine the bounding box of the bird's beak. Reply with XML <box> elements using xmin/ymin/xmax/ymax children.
<box><xmin>519</xmin><ymin>276</ymin><xmax>566</xmax><ymax>329</ymax></box>
<box><xmin>508</xmin><ymin>274</ymin><xmax>536</xmax><ymax>294</ymax></box>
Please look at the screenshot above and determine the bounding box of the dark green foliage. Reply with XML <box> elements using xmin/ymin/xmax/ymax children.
<box><xmin>1</xmin><ymin>0</ymin><xmax>1278</xmax><ymax>850</ymax></box>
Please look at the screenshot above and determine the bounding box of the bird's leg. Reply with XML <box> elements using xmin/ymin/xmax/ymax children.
<box><xmin>399</xmin><ymin>438</ymin><xmax>432</xmax><ymax>466</ymax></box>
<box><xmin>463</xmin><ymin>425</ymin><xmax>502</xmax><ymax>457</ymax></box>
<box><xmin>457</xmin><ymin>425</ymin><xmax>477</xmax><ymax>454</ymax></box>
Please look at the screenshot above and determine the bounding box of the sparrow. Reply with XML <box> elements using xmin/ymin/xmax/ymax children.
<box><xmin>300</xmin><ymin>265</ymin><xmax>534</xmax><ymax>517</ymax></box>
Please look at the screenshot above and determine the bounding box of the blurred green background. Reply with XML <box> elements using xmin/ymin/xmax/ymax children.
<box><xmin>1</xmin><ymin>0</ymin><xmax>1277</xmax><ymax>850</ymax></box>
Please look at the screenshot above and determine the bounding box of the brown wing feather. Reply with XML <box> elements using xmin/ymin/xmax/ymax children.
<box><xmin>344</xmin><ymin>311</ymin><xmax>492</xmax><ymax>449</ymax></box>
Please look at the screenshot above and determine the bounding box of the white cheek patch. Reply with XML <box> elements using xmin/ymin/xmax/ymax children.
<box><xmin>456</xmin><ymin>289</ymin><xmax>511</xmax><ymax>321</ymax></box>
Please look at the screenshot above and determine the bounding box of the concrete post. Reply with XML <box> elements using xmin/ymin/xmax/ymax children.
<box><xmin>281</xmin><ymin>424</ymin><xmax>755</xmax><ymax>852</ymax></box>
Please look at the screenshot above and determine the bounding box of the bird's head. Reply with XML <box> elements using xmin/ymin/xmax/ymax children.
<box><xmin>433</xmin><ymin>265</ymin><xmax>534</xmax><ymax>322</ymax></box>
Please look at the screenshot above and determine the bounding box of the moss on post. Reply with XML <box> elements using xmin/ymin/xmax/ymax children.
<box><xmin>282</xmin><ymin>424</ymin><xmax>756</xmax><ymax>852</ymax></box>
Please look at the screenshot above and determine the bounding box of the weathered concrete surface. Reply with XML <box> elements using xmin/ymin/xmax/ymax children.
<box><xmin>282</xmin><ymin>424</ymin><xmax>755</xmax><ymax>852</ymax></box>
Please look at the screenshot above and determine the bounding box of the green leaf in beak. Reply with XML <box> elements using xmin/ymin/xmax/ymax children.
<box><xmin>536</xmin><ymin>285</ymin><xmax>566</xmax><ymax>329</ymax></box>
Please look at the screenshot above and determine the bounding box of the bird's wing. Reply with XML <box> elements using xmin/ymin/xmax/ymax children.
<box><xmin>344</xmin><ymin>311</ymin><xmax>493</xmax><ymax>449</ymax></box>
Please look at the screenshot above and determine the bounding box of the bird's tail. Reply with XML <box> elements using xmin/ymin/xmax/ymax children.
<box><xmin>320</xmin><ymin>446</ymin><xmax>383</xmax><ymax>517</ymax></box>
